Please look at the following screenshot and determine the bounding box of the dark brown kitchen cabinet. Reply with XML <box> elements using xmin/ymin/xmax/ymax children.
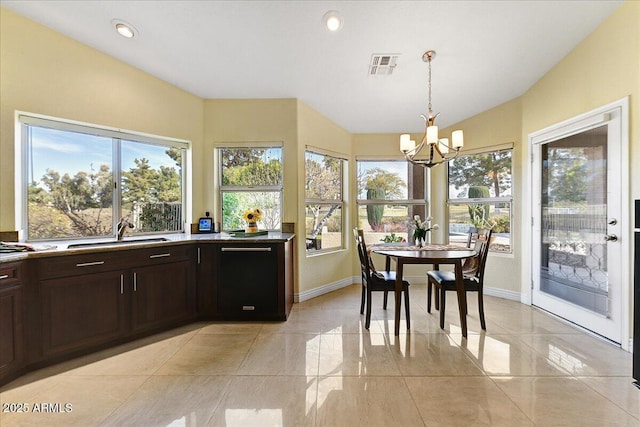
<box><xmin>131</xmin><ymin>259</ymin><xmax>195</xmax><ymax>333</ymax></box>
<box><xmin>39</xmin><ymin>270</ymin><xmax>127</xmax><ymax>359</ymax></box>
<box><xmin>196</xmin><ymin>244</ymin><xmax>217</xmax><ymax>317</ymax></box>
<box><xmin>0</xmin><ymin>261</ymin><xmax>25</xmax><ymax>384</ymax></box>
<box><xmin>35</xmin><ymin>244</ymin><xmax>196</xmax><ymax>361</ymax></box>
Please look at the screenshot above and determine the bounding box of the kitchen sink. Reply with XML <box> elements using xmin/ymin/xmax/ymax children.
<box><xmin>67</xmin><ymin>237</ymin><xmax>170</xmax><ymax>248</ymax></box>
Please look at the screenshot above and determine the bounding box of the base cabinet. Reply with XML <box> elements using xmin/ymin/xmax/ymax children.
<box><xmin>40</xmin><ymin>270</ymin><xmax>127</xmax><ymax>358</ymax></box>
<box><xmin>0</xmin><ymin>262</ymin><xmax>24</xmax><ymax>384</ymax></box>
<box><xmin>1</xmin><ymin>235</ymin><xmax>293</xmax><ymax>386</ymax></box>
<box><xmin>131</xmin><ymin>260</ymin><xmax>195</xmax><ymax>333</ymax></box>
<box><xmin>34</xmin><ymin>245</ymin><xmax>195</xmax><ymax>362</ymax></box>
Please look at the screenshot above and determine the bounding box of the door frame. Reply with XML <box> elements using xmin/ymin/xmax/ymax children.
<box><xmin>522</xmin><ymin>97</ymin><xmax>630</xmax><ymax>350</ymax></box>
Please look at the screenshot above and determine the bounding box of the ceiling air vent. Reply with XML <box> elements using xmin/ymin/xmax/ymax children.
<box><xmin>369</xmin><ymin>54</ymin><xmax>399</xmax><ymax>76</ymax></box>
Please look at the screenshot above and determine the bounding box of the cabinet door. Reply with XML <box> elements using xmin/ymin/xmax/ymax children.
<box><xmin>0</xmin><ymin>284</ymin><xmax>23</xmax><ymax>382</ymax></box>
<box><xmin>131</xmin><ymin>260</ymin><xmax>195</xmax><ymax>333</ymax></box>
<box><xmin>217</xmin><ymin>245</ymin><xmax>279</xmax><ymax>319</ymax></box>
<box><xmin>196</xmin><ymin>245</ymin><xmax>217</xmax><ymax>317</ymax></box>
<box><xmin>40</xmin><ymin>270</ymin><xmax>127</xmax><ymax>358</ymax></box>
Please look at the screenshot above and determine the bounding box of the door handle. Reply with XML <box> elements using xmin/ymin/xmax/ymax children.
<box><xmin>604</xmin><ymin>234</ymin><xmax>618</xmax><ymax>242</ymax></box>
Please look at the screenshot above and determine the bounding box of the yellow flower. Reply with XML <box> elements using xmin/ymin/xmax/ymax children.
<box><xmin>243</xmin><ymin>207</ymin><xmax>263</xmax><ymax>223</ymax></box>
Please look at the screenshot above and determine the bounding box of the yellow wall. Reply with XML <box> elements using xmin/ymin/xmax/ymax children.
<box><xmin>0</xmin><ymin>8</ymin><xmax>204</xmax><ymax>229</ymax></box>
<box><xmin>297</xmin><ymin>101</ymin><xmax>354</xmax><ymax>293</ymax></box>
<box><xmin>439</xmin><ymin>98</ymin><xmax>523</xmax><ymax>294</ymax></box>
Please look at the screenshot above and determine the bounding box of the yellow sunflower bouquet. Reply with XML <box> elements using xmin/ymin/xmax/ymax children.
<box><xmin>242</xmin><ymin>207</ymin><xmax>263</xmax><ymax>232</ymax></box>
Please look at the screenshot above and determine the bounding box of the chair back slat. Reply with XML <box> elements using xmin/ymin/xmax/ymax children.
<box><xmin>463</xmin><ymin>228</ymin><xmax>493</xmax><ymax>279</ymax></box>
<box><xmin>353</xmin><ymin>228</ymin><xmax>372</xmax><ymax>282</ymax></box>
<box><xmin>475</xmin><ymin>228</ymin><xmax>493</xmax><ymax>281</ymax></box>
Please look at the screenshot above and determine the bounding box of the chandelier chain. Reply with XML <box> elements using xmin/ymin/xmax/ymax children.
<box><xmin>427</xmin><ymin>54</ymin><xmax>432</xmax><ymax>114</ymax></box>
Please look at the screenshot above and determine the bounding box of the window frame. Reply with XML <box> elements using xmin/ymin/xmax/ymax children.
<box><xmin>304</xmin><ymin>149</ymin><xmax>347</xmax><ymax>254</ymax></box>
<box><xmin>17</xmin><ymin>113</ymin><xmax>190</xmax><ymax>242</ymax></box>
<box><xmin>446</xmin><ymin>145</ymin><xmax>513</xmax><ymax>253</ymax></box>
<box><xmin>217</xmin><ymin>145</ymin><xmax>284</xmax><ymax>232</ymax></box>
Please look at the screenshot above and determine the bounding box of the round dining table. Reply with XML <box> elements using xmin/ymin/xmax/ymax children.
<box><xmin>372</xmin><ymin>246</ymin><xmax>477</xmax><ymax>337</ymax></box>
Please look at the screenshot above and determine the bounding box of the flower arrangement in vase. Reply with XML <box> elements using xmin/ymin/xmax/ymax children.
<box><xmin>410</xmin><ymin>215</ymin><xmax>439</xmax><ymax>247</ymax></box>
<box><xmin>242</xmin><ymin>207</ymin><xmax>263</xmax><ymax>233</ymax></box>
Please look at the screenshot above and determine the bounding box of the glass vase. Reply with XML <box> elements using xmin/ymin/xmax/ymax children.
<box><xmin>246</xmin><ymin>222</ymin><xmax>258</xmax><ymax>233</ymax></box>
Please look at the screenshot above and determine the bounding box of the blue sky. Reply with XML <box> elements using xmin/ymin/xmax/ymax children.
<box><xmin>29</xmin><ymin>126</ymin><xmax>176</xmax><ymax>183</ymax></box>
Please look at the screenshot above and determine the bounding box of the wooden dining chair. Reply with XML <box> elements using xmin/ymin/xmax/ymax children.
<box><xmin>353</xmin><ymin>228</ymin><xmax>410</xmax><ymax>330</ymax></box>
<box><xmin>427</xmin><ymin>228</ymin><xmax>493</xmax><ymax>330</ymax></box>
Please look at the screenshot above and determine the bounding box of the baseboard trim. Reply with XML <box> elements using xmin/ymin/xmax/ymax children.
<box><xmin>295</xmin><ymin>277</ymin><xmax>356</xmax><ymax>302</ymax></box>
<box><xmin>484</xmin><ymin>286</ymin><xmax>522</xmax><ymax>302</ymax></box>
<box><xmin>295</xmin><ymin>277</ymin><xmax>522</xmax><ymax>304</ymax></box>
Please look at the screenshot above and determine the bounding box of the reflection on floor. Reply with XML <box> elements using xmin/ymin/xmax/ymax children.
<box><xmin>1</xmin><ymin>284</ymin><xmax>638</xmax><ymax>426</ymax></box>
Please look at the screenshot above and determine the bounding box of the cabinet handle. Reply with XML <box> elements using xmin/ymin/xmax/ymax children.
<box><xmin>76</xmin><ymin>261</ymin><xmax>105</xmax><ymax>267</ymax></box>
<box><xmin>133</xmin><ymin>272</ymin><xmax>137</xmax><ymax>292</ymax></box>
<box><xmin>120</xmin><ymin>274</ymin><xmax>124</xmax><ymax>294</ymax></box>
<box><xmin>0</xmin><ymin>274</ymin><xmax>9</xmax><ymax>280</ymax></box>
<box><xmin>149</xmin><ymin>253</ymin><xmax>171</xmax><ymax>259</ymax></box>
<box><xmin>221</xmin><ymin>247</ymin><xmax>271</xmax><ymax>252</ymax></box>
<box><xmin>197</xmin><ymin>247</ymin><xmax>201</xmax><ymax>264</ymax></box>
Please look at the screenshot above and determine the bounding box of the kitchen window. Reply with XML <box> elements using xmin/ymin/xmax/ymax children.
<box><xmin>305</xmin><ymin>150</ymin><xmax>346</xmax><ymax>252</ymax></box>
<box><xmin>356</xmin><ymin>159</ymin><xmax>427</xmax><ymax>245</ymax></box>
<box><xmin>18</xmin><ymin>114</ymin><xmax>189</xmax><ymax>241</ymax></box>
<box><xmin>219</xmin><ymin>146</ymin><xmax>283</xmax><ymax>231</ymax></box>
<box><xmin>447</xmin><ymin>146</ymin><xmax>513</xmax><ymax>252</ymax></box>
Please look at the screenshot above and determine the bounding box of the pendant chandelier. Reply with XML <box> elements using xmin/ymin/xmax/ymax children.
<box><xmin>400</xmin><ymin>50</ymin><xmax>464</xmax><ymax>167</ymax></box>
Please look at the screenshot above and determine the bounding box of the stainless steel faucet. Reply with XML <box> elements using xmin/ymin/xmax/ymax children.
<box><xmin>117</xmin><ymin>218</ymin><xmax>134</xmax><ymax>240</ymax></box>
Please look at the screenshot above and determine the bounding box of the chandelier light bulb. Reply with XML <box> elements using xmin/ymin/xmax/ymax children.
<box><xmin>452</xmin><ymin>130</ymin><xmax>464</xmax><ymax>148</ymax></box>
<box><xmin>439</xmin><ymin>138</ymin><xmax>449</xmax><ymax>154</ymax></box>
<box><xmin>426</xmin><ymin>126</ymin><xmax>439</xmax><ymax>145</ymax></box>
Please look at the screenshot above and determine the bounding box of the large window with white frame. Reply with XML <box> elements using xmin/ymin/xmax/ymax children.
<box><xmin>305</xmin><ymin>150</ymin><xmax>346</xmax><ymax>252</ymax></box>
<box><xmin>447</xmin><ymin>146</ymin><xmax>513</xmax><ymax>252</ymax></box>
<box><xmin>356</xmin><ymin>159</ymin><xmax>428</xmax><ymax>245</ymax></box>
<box><xmin>218</xmin><ymin>146</ymin><xmax>283</xmax><ymax>231</ymax></box>
<box><xmin>19</xmin><ymin>114</ymin><xmax>188</xmax><ymax>241</ymax></box>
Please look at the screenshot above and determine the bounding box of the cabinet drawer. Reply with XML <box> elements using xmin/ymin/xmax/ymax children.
<box><xmin>0</xmin><ymin>262</ymin><xmax>23</xmax><ymax>287</ymax></box>
<box><xmin>133</xmin><ymin>244</ymin><xmax>192</xmax><ymax>265</ymax></box>
<box><xmin>37</xmin><ymin>251</ymin><xmax>127</xmax><ymax>279</ymax></box>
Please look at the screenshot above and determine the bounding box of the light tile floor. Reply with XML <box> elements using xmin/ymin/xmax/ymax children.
<box><xmin>1</xmin><ymin>283</ymin><xmax>638</xmax><ymax>426</ymax></box>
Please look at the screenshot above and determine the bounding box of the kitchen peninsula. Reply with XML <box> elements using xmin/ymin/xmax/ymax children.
<box><xmin>0</xmin><ymin>232</ymin><xmax>295</xmax><ymax>386</ymax></box>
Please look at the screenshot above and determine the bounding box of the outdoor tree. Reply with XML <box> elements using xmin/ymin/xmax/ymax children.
<box><xmin>221</xmin><ymin>149</ymin><xmax>283</xmax><ymax>230</ymax></box>
<box><xmin>448</xmin><ymin>151</ymin><xmax>511</xmax><ymax>198</ymax></box>
<box><xmin>360</xmin><ymin>167</ymin><xmax>406</xmax><ymax>199</ymax></box>
<box><xmin>545</xmin><ymin>148</ymin><xmax>588</xmax><ymax>204</ymax></box>
<box><xmin>32</xmin><ymin>163</ymin><xmax>113</xmax><ymax>237</ymax></box>
<box><xmin>305</xmin><ymin>155</ymin><xmax>342</xmax><ymax>239</ymax></box>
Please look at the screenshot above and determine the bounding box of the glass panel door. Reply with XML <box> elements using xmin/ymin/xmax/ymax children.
<box><xmin>539</xmin><ymin>126</ymin><xmax>608</xmax><ymax>314</ymax></box>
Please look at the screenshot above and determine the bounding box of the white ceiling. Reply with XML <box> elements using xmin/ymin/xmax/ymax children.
<box><xmin>1</xmin><ymin>1</ymin><xmax>623</xmax><ymax>134</ymax></box>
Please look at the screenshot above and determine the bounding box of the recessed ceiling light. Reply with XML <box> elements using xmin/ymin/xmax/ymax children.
<box><xmin>111</xmin><ymin>19</ymin><xmax>137</xmax><ymax>38</ymax></box>
<box><xmin>323</xmin><ymin>11</ymin><xmax>343</xmax><ymax>32</ymax></box>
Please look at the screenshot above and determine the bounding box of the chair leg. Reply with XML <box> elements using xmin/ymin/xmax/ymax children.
<box><xmin>404</xmin><ymin>287</ymin><xmax>411</xmax><ymax>329</ymax></box>
<box><xmin>383</xmin><ymin>290</ymin><xmax>388</xmax><ymax>310</ymax></box>
<box><xmin>434</xmin><ymin>287</ymin><xmax>440</xmax><ymax>310</ymax></box>
<box><xmin>360</xmin><ymin>284</ymin><xmax>365</xmax><ymax>315</ymax></box>
<box><xmin>365</xmin><ymin>289</ymin><xmax>372</xmax><ymax>330</ymax></box>
<box><xmin>427</xmin><ymin>280</ymin><xmax>432</xmax><ymax>313</ymax></box>
<box><xmin>404</xmin><ymin>288</ymin><xmax>410</xmax><ymax>330</ymax></box>
<box><xmin>439</xmin><ymin>287</ymin><xmax>446</xmax><ymax>329</ymax></box>
<box><xmin>478</xmin><ymin>291</ymin><xmax>486</xmax><ymax>330</ymax></box>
